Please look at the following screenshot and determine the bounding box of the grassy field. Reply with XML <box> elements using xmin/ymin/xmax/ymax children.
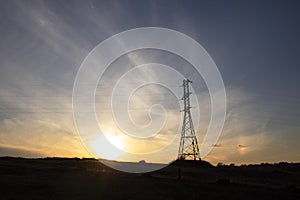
<box><xmin>0</xmin><ymin>157</ymin><xmax>299</xmax><ymax>200</ymax></box>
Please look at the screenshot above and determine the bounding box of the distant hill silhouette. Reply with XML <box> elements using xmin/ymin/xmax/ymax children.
<box><xmin>171</xmin><ymin>159</ymin><xmax>215</xmax><ymax>168</ymax></box>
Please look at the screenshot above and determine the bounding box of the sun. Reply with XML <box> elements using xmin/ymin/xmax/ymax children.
<box><xmin>90</xmin><ymin>134</ymin><xmax>125</xmax><ymax>160</ymax></box>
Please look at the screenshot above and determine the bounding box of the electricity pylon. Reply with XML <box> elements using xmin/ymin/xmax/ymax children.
<box><xmin>178</xmin><ymin>79</ymin><xmax>201</xmax><ymax>161</ymax></box>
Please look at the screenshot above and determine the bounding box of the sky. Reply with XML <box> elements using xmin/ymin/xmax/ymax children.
<box><xmin>0</xmin><ymin>0</ymin><xmax>299</xmax><ymax>165</ymax></box>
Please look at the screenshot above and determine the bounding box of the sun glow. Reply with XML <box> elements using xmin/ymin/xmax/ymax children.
<box><xmin>90</xmin><ymin>133</ymin><xmax>125</xmax><ymax>160</ymax></box>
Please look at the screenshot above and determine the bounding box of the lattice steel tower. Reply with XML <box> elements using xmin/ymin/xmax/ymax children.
<box><xmin>178</xmin><ymin>79</ymin><xmax>201</xmax><ymax>161</ymax></box>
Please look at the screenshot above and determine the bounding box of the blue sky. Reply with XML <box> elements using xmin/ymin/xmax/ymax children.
<box><xmin>0</xmin><ymin>0</ymin><xmax>299</xmax><ymax>164</ymax></box>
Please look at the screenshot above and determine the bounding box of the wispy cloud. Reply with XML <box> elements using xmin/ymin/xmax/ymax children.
<box><xmin>0</xmin><ymin>1</ymin><xmax>299</xmax><ymax>165</ymax></box>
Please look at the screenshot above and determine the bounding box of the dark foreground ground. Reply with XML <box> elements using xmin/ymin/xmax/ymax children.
<box><xmin>0</xmin><ymin>157</ymin><xmax>299</xmax><ymax>200</ymax></box>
